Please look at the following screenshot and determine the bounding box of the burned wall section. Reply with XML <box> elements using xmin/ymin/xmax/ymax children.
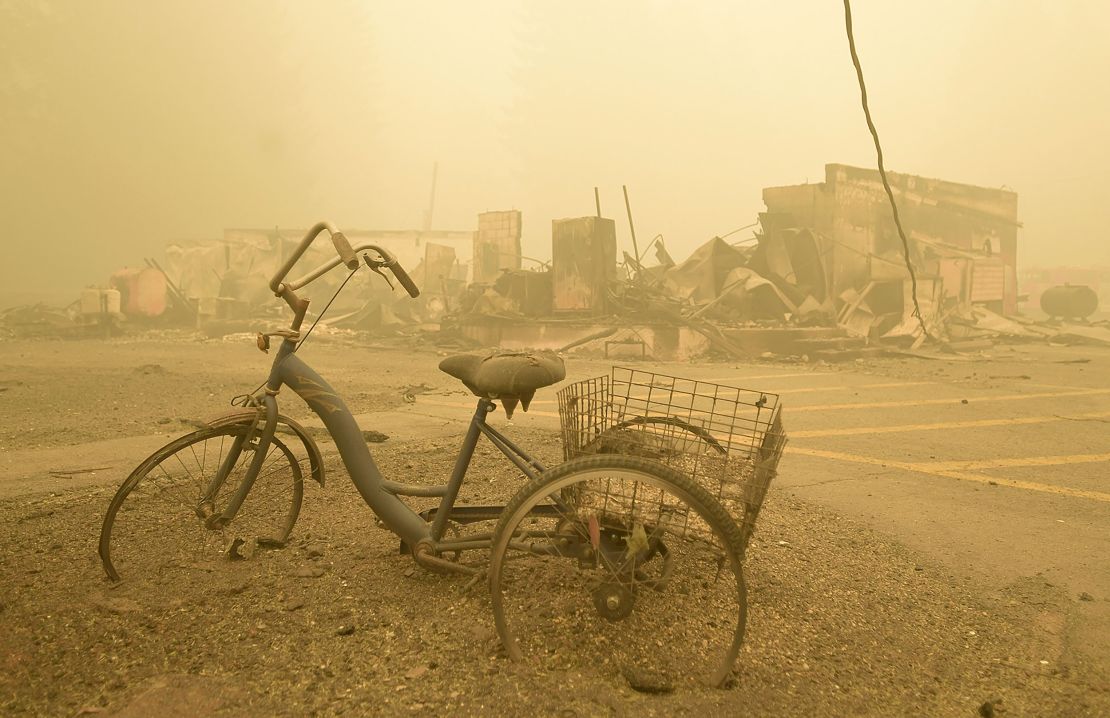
<box><xmin>159</xmin><ymin>227</ymin><xmax>476</xmax><ymax>329</ymax></box>
<box><xmin>474</xmin><ymin>211</ymin><xmax>523</xmax><ymax>284</ymax></box>
<box><xmin>761</xmin><ymin>163</ymin><xmax>1020</xmax><ymax>340</ymax></box>
<box><xmin>551</xmin><ymin>216</ymin><xmax>617</xmax><ymax>315</ymax></box>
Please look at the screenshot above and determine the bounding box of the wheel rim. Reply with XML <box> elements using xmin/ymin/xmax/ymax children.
<box><xmin>100</xmin><ymin>428</ymin><xmax>303</xmax><ymax>584</ymax></box>
<box><xmin>490</xmin><ymin>465</ymin><xmax>746</xmax><ymax>689</ymax></box>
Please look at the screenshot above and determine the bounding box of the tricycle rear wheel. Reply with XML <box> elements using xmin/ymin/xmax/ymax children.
<box><xmin>489</xmin><ymin>454</ymin><xmax>747</xmax><ymax>689</ymax></box>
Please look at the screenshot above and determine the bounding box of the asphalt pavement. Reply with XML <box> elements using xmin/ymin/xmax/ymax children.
<box><xmin>401</xmin><ymin>342</ymin><xmax>1110</xmax><ymax>672</ymax></box>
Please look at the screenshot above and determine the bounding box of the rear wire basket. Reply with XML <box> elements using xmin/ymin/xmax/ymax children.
<box><xmin>557</xmin><ymin>367</ymin><xmax>788</xmax><ymax>552</ymax></box>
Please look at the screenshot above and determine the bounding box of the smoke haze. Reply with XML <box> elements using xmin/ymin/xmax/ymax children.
<box><xmin>3</xmin><ymin>1</ymin><xmax>1108</xmax><ymax>299</ymax></box>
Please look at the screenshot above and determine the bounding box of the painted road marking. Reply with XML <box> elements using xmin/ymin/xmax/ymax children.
<box><xmin>701</xmin><ymin>372</ymin><xmax>836</xmax><ymax>382</ymax></box>
<box><xmin>423</xmin><ymin>388</ymin><xmax>1110</xmax><ymax>421</ymax></box>
<box><xmin>790</xmin><ymin>387</ymin><xmax>1110</xmax><ymax>413</ymax></box>
<box><xmin>926</xmin><ymin>454</ymin><xmax>1110</xmax><ymax>471</ymax></box>
<box><xmin>790</xmin><ymin>411</ymin><xmax>1110</xmax><ymax>438</ymax></box>
<box><xmin>789</xmin><ymin>446</ymin><xmax>1110</xmax><ymax>504</ymax></box>
<box><xmin>416</xmin><ymin>395</ymin><xmax>1110</xmax><ymax>503</ymax></box>
<box><xmin>1027</xmin><ymin>382</ymin><xmax>1102</xmax><ymax>392</ymax></box>
<box><xmin>518</xmin><ymin>380</ymin><xmax>933</xmax><ymax>407</ymax></box>
<box><xmin>418</xmin><ymin>397</ymin><xmax>561</xmax><ymax>419</ymax></box>
<box><xmin>776</xmin><ymin>381</ymin><xmax>932</xmax><ymax>395</ymax></box>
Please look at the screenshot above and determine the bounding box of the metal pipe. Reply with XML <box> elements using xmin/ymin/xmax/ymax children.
<box><xmin>423</xmin><ymin>161</ymin><xmax>438</xmax><ymax>232</ymax></box>
<box><xmin>214</xmin><ymin>393</ymin><xmax>279</xmax><ymax>526</ymax></box>
<box><xmin>430</xmin><ymin>401</ymin><xmax>492</xmax><ymax>540</ymax></box>
<box><xmin>269</xmin><ymin>221</ymin><xmax>339</xmax><ymax>292</ymax></box>
<box><xmin>413</xmin><ymin>547</ymin><xmax>479</xmax><ymax>575</ymax></box>
<box><xmin>381</xmin><ymin>479</ymin><xmax>448</xmax><ymax>498</ymax></box>
<box><xmin>432</xmin><ymin>537</ymin><xmax>495</xmax><ymax>552</ymax></box>
<box><xmin>479</xmin><ymin>422</ymin><xmax>547</xmax><ymax>473</ymax></box>
<box><xmin>287</xmin><ymin>242</ymin><xmax>394</xmax><ymax>290</ymax></box>
<box><xmin>479</xmin><ymin>426</ymin><xmax>542</xmax><ymax>482</ymax></box>
<box><xmin>622</xmin><ymin>185</ymin><xmax>641</xmax><ymax>277</ymax></box>
<box><xmin>280</xmin><ymin>354</ymin><xmax>430</xmax><ymax>547</ymax></box>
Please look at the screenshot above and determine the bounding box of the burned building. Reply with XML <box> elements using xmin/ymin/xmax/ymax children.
<box><xmin>760</xmin><ymin>163</ymin><xmax>1020</xmax><ymax>338</ymax></box>
<box><xmin>473</xmin><ymin>211</ymin><xmax>523</xmax><ymax>284</ymax></box>
<box><xmin>551</xmin><ymin>216</ymin><xmax>617</xmax><ymax>315</ymax></box>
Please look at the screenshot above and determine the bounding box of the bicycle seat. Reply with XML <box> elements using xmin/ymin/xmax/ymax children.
<box><xmin>439</xmin><ymin>351</ymin><xmax>566</xmax><ymax>418</ymax></box>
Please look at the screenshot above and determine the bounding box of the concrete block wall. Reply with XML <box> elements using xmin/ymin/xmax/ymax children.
<box><xmin>551</xmin><ymin>216</ymin><xmax>617</xmax><ymax>314</ymax></box>
<box><xmin>763</xmin><ymin>163</ymin><xmax>1021</xmax><ymax>314</ymax></box>
<box><xmin>474</xmin><ymin>210</ymin><xmax>522</xmax><ymax>283</ymax></box>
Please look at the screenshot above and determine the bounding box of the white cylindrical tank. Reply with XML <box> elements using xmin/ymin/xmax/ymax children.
<box><xmin>103</xmin><ymin>288</ymin><xmax>121</xmax><ymax>315</ymax></box>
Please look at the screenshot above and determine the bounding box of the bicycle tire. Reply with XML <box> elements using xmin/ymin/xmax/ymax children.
<box><xmin>585</xmin><ymin>415</ymin><xmax>727</xmax><ymax>459</ymax></box>
<box><xmin>99</xmin><ymin>423</ymin><xmax>304</xmax><ymax>583</ymax></box>
<box><xmin>489</xmin><ymin>454</ymin><xmax>747</xmax><ymax>689</ymax></box>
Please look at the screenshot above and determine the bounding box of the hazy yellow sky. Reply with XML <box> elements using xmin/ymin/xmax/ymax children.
<box><xmin>2</xmin><ymin>1</ymin><xmax>1108</xmax><ymax>297</ymax></box>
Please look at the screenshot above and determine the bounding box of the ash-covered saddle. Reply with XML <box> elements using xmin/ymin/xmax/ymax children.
<box><xmin>438</xmin><ymin>351</ymin><xmax>565</xmax><ymax>418</ymax></box>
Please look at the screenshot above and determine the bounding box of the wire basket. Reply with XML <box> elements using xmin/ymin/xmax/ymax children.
<box><xmin>557</xmin><ymin>367</ymin><xmax>788</xmax><ymax>551</ymax></box>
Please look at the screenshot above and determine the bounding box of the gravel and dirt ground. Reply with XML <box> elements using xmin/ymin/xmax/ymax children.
<box><xmin>1</xmin><ymin>332</ymin><xmax>1108</xmax><ymax>716</ymax></box>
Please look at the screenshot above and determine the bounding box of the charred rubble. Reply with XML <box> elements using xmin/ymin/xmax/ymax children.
<box><xmin>5</xmin><ymin>164</ymin><xmax>1108</xmax><ymax>357</ymax></box>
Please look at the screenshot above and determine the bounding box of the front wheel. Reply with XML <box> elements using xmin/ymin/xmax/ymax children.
<box><xmin>489</xmin><ymin>455</ymin><xmax>747</xmax><ymax>689</ymax></box>
<box><xmin>99</xmin><ymin>423</ymin><xmax>304</xmax><ymax>583</ymax></box>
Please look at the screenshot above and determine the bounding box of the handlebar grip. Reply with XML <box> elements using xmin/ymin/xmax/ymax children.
<box><xmin>390</xmin><ymin>261</ymin><xmax>421</xmax><ymax>298</ymax></box>
<box><xmin>331</xmin><ymin>232</ymin><xmax>360</xmax><ymax>270</ymax></box>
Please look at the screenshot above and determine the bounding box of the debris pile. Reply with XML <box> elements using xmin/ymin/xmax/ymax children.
<box><xmin>7</xmin><ymin>164</ymin><xmax>1108</xmax><ymax>356</ymax></box>
<box><xmin>453</xmin><ymin>165</ymin><xmax>1107</xmax><ymax>360</ymax></box>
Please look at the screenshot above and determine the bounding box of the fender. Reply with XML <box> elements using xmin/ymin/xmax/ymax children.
<box><xmin>204</xmin><ymin>409</ymin><xmax>326</xmax><ymax>487</ymax></box>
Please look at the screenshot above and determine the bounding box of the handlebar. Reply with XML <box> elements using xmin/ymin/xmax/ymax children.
<box><xmin>388</xmin><ymin>258</ymin><xmax>420</xmax><ymax>298</ymax></box>
<box><xmin>269</xmin><ymin>222</ymin><xmax>419</xmax><ymax>298</ymax></box>
<box><xmin>270</xmin><ymin>221</ymin><xmax>343</xmax><ymax>293</ymax></box>
<box><xmin>330</xmin><ymin>232</ymin><xmax>360</xmax><ymax>271</ymax></box>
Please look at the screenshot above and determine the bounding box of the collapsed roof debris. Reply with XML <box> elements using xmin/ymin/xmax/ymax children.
<box><xmin>8</xmin><ymin>172</ymin><xmax>1105</xmax><ymax>356</ymax></box>
<box><xmin>454</xmin><ymin>167</ymin><xmax>1105</xmax><ymax>360</ymax></box>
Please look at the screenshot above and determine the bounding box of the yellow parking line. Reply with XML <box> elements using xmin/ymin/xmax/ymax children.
<box><xmin>927</xmin><ymin>453</ymin><xmax>1110</xmax><ymax>471</ymax></box>
<box><xmin>1027</xmin><ymin>382</ymin><xmax>1098</xmax><ymax>392</ymax></box>
<box><xmin>424</xmin><ymin>388</ymin><xmax>1110</xmax><ymax>421</ymax></box>
<box><xmin>519</xmin><ymin>379</ymin><xmax>927</xmax><ymax>408</ymax></box>
<box><xmin>791</xmin><ymin>411</ymin><xmax>1110</xmax><ymax>438</ymax></box>
<box><xmin>791</xmin><ymin>387</ymin><xmax>1110</xmax><ymax>413</ymax></box>
<box><xmin>701</xmin><ymin>372</ymin><xmax>833</xmax><ymax>382</ymax></box>
<box><xmin>776</xmin><ymin>381</ymin><xmax>932</xmax><ymax>395</ymax></box>
<box><xmin>418</xmin><ymin>397</ymin><xmax>561</xmax><ymax>419</ymax></box>
<box><xmin>789</xmin><ymin>446</ymin><xmax>1110</xmax><ymax>504</ymax></box>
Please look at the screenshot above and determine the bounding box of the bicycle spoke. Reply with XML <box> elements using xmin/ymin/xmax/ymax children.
<box><xmin>170</xmin><ymin>449</ymin><xmax>204</xmax><ymax>497</ymax></box>
<box><xmin>151</xmin><ymin>463</ymin><xmax>203</xmax><ymax>510</ymax></box>
<box><xmin>491</xmin><ymin>457</ymin><xmax>746</xmax><ymax>688</ymax></box>
<box><xmin>186</xmin><ymin>442</ymin><xmax>204</xmax><ymax>479</ymax></box>
<box><xmin>200</xmin><ymin>433</ymin><xmax>208</xmax><ymax>484</ymax></box>
<box><xmin>101</xmin><ymin>426</ymin><xmax>303</xmax><ymax>584</ymax></box>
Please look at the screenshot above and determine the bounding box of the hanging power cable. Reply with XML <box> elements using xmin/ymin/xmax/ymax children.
<box><xmin>842</xmin><ymin>0</ymin><xmax>929</xmax><ymax>339</ymax></box>
<box><xmin>296</xmin><ymin>267</ymin><xmax>360</xmax><ymax>349</ymax></box>
<box><xmin>230</xmin><ymin>267</ymin><xmax>360</xmax><ymax>408</ymax></box>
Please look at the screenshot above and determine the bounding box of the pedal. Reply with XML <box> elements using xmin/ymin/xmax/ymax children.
<box><xmin>225</xmin><ymin>537</ymin><xmax>258</xmax><ymax>560</ymax></box>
